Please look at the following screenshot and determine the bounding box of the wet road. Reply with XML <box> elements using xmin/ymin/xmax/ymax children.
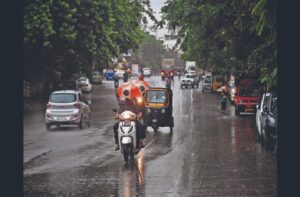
<box><xmin>24</xmin><ymin>76</ymin><xmax>277</xmax><ymax>196</ymax></box>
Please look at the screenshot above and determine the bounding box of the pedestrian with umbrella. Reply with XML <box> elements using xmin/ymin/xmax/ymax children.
<box><xmin>217</xmin><ymin>82</ymin><xmax>229</xmax><ymax>114</ymax></box>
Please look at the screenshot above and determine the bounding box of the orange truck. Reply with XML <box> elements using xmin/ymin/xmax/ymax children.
<box><xmin>234</xmin><ymin>79</ymin><xmax>261</xmax><ymax>116</ymax></box>
<box><xmin>161</xmin><ymin>58</ymin><xmax>176</xmax><ymax>80</ymax></box>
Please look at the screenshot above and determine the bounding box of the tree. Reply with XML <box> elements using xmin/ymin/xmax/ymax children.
<box><xmin>160</xmin><ymin>0</ymin><xmax>277</xmax><ymax>90</ymax></box>
<box><xmin>23</xmin><ymin>0</ymin><xmax>156</xmax><ymax>94</ymax></box>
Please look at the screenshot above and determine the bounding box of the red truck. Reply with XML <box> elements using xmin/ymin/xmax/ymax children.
<box><xmin>234</xmin><ymin>79</ymin><xmax>261</xmax><ymax>116</ymax></box>
<box><xmin>161</xmin><ymin>58</ymin><xmax>176</xmax><ymax>80</ymax></box>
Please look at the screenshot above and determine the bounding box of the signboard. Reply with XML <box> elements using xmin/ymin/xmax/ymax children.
<box><xmin>131</xmin><ymin>64</ymin><xmax>139</xmax><ymax>76</ymax></box>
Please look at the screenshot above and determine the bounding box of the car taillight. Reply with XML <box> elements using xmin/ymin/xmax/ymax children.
<box><xmin>46</xmin><ymin>103</ymin><xmax>51</xmax><ymax>109</ymax></box>
<box><xmin>74</xmin><ymin>103</ymin><xmax>81</xmax><ymax>109</ymax></box>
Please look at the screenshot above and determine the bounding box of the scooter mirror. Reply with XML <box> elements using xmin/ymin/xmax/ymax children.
<box><xmin>112</xmin><ymin>109</ymin><xmax>117</xmax><ymax>112</ymax></box>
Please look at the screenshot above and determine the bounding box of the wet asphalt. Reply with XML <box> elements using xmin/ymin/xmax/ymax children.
<box><xmin>23</xmin><ymin>76</ymin><xmax>277</xmax><ymax>196</ymax></box>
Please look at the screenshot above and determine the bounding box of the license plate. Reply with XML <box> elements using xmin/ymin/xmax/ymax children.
<box><xmin>245</xmin><ymin>108</ymin><xmax>254</xmax><ymax>112</ymax></box>
<box><xmin>58</xmin><ymin>117</ymin><xmax>67</xmax><ymax>121</ymax></box>
<box><xmin>123</xmin><ymin>121</ymin><xmax>131</xmax><ymax>126</ymax></box>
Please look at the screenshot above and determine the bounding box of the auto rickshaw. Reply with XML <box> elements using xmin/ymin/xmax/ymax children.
<box><xmin>143</xmin><ymin>87</ymin><xmax>174</xmax><ymax>134</ymax></box>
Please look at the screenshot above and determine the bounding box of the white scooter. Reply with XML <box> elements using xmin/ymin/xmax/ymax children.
<box><xmin>113</xmin><ymin>109</ymin><xmax>139</xmax><ymax>162</ymax></box>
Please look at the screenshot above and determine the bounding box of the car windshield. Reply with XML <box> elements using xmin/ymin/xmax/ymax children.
<box><xmin>239</xmin><ymin>86</ymin><xmax>260</xmax><ymax>97</ymax></box>
<box><xmin>50</xmin><ymin>93</ymin><xmax>76</xmax><ymax>103</ymax></box>
<box><xmin>186</xmin><ymin>75</ymin><xmax>194</xmax><ymax>78</ymax></box>
<box><xmin>205</xmin><ymin>76</ymin><xmax>212</xmax><ymax>82</ymax></box>
<box><xmin>79</xmin><ymin>78</ymin><xmax>87</xmax><ymax>82</ymax></box>
<box><xmin>147</xmin><ymin>91</ymin><xmax>168</xmax><ymax>103</ymax></box>
<box><xmin>162</xmin><ymin>65</ymin><xmax>172</xmax><ymax>70</ymax></box>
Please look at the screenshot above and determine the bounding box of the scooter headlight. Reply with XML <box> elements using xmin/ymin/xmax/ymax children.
<box><xmin>137</xmin><ymin>97</ymin><xmax>143</xmax><ymax>105</ymax></box>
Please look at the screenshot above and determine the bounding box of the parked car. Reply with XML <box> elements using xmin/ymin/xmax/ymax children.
<box><xmin>256</xmin><ymin>93</ymin><xmax>269</xmax><ymax>140</ymax></box>
<box><xmin>260</xmin><ymin>93</ymin><xmax>277</xmax><ymax>152</ymax></box>
<box><xmin>76</xmin><ymin>77</ymin><xmax>92</xmax><ymax>92</ymax></box>
<box><xmin>91</xmin><ymin>71</ymin><xmax>103</xmax><ymax>84</ymax></box>
<box><xmin>180</xmin><ymin>73</ymin><xmax>199</xmax><ymax>88</ymax></box>
<box><xmin>234</xmin><ymin>79</ymin><xmax>260</xmax><ymax>116</ymax></box>
<box><xmin>45</xmin><ymin>90</ymin><xmax>91</xmax><ymax>130</ymax></box>
<box><xmin>105</xmin><ymin>69</ymin><xmax>115</xmax><ymax>80</ymax></box>
<box><xmin>142</xmin><ymin>67</ymin><xmax>152</xmax><ymax>77</ymax></box>
<box><xmin>202</xmin><ymin>74</ymin><xmax>212</xmax><ymax>92</ymax></box>
<box><xmin>228</xmin><ymin>80</ymin><xmax>236</xmax><ymax>105</ymax></box>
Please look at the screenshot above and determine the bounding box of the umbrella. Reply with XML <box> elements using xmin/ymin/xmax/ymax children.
<box><xmin>217</xmin><ymin>86</ymin><xmax>228</xmax><ymax>93</ymax></box>
<box><xmin>116</xmin><ymin>82</ymin><xmax>143</xmax><ymax>100</ymax></box>
<box><xmin>130</xmin><ymin>80</ymin><xmax>150</xmax><ymax>95</ymax></box>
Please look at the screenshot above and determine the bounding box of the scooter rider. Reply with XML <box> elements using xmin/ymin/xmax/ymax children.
<box><xmin>113</xmin><ymin>97</ymin><xmax>145</xmax><ymax>151</ymax></box>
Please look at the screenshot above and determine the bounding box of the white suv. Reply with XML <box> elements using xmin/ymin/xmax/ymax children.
<box><xmin>45</xmin><ymin>90</ymin><xmax>91</xmax><ymax>130</ymax></box>
<box><xmin>142</xmin><ymin>68</ymin><xmax>152</xmax><ymax>77</ymax></box>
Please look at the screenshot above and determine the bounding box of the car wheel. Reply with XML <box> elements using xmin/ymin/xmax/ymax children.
<box><xmin>46</xmin><ymin>123</ymin><xmax>51</xmax><ymax>131</ymax></box>
<box><xmin>202</xmin><ymin>89</ymin><xmax>204</xmax><ymax>93</ymax></box>
<box><xmin>256</xmin><ymin>125</ymin><xmax>261</xmax><ymax>142</ymax></box>
<box><xmin>197</xmin><ymin>85</ymin><xmax>199</xmax><ymax>88</ymax></box>
<box><xmin>264</xmin><ymin>131</ymin><xmax>271</xmax><ymax>151</ymax></box>
<box><xmin>79</xmin><ymin>116</ymin><xmax>83</xmax><ymax>129</ymax></box>
<box><xmin>87</xmin><ymin>114</ymin><xmax>91</xmax><ymax>127</ymax></box>
<box><xmin>180</xmin><ymin>85</ymin><xmax>183</xmax><ymax>89</ymax></box>
<box><xmin>235</xmin><ymin>107</ymin><xmax>240</xmax><ymax>116</ymax></box>
<box><xmin>56</xmin><ymin>124</ymin><xmax>60</xmax><ymax>129</ymax></box>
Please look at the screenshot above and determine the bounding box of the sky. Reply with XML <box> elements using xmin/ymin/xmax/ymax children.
<box><xmin>148</xmin><ymin>0</ymin><xmax>168</xmax><ymax>37</ymax></box>
<box><xmin>150</xmin><ymin>0</ymin><xmax>166</xmax><ymax>21</ymax></box>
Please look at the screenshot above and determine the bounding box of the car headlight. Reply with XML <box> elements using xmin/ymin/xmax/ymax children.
<box><xmin>161</xmin><ymin>72</ymin><xmax>164</xmax><ymax>75</ymax></box>
<box><xmin>170</xmin><ymin>73</ymin><xmax>173</xmax><ymax>76</ymax></box>
<box><xmin>146</xmin><ymin>108</ymin><xmax>151</xmax><ymax>113</ymax></box>
<box><xmin>161</xmin><ymin>108</ymin><xmax>166</xmax><ymax>113</ymax></box>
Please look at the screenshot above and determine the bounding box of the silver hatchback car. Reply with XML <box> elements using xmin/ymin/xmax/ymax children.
<box><xmin>45</xmin><ymin>90</ymin><xmax>91</xmax><ymax>130</ymax></box>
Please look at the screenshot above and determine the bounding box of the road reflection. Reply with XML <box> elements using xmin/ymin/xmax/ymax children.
<box><xmin>119</xmin><ymin>150</ymin><xmax>146</xmax><ymax>196</ymax></box>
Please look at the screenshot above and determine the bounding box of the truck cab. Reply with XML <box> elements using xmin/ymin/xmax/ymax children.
<box><xmin>161</xmin><ymin>58</ymin><xmax>176</xmax><ymax>80</ymax></box>
<box><xmin>234</xmin><ymin>79</ymin><xmax>260</xmax><ymax>116</ymax></box>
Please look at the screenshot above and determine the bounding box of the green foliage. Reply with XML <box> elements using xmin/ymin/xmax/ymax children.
<box><xmin>160</xmin><ymin>0</ymin><xmax>277</xmax><ymax>90</ymax></box>
<box><xmin>130</xmin><ymin>32</ymin><xmax>164</xmax><ymax>72</ymax></box>
<box><xmin>23</xmin><ymin>0</ymin><xmax>155</xmax><ymax>93</ymax></box>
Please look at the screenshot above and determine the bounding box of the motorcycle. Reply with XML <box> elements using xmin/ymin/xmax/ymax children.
<box><xmin>123</xmin><ymin>73</ymin><xmax>129</xmax><ymax>83</ymax></box>
<box><xmin>165</xmin><ymin>77</ymin><xmax>172</xmax><ymax>89</ymax></box>
<box><xmin>113</xmin><ymin>109</ymin><xmax>139</xmax><ymax>162</ymax></box>
<box><xmin>114</xmin><ymin>78</ymin><xmax>119</xmax><ymax>89</ymax></box>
